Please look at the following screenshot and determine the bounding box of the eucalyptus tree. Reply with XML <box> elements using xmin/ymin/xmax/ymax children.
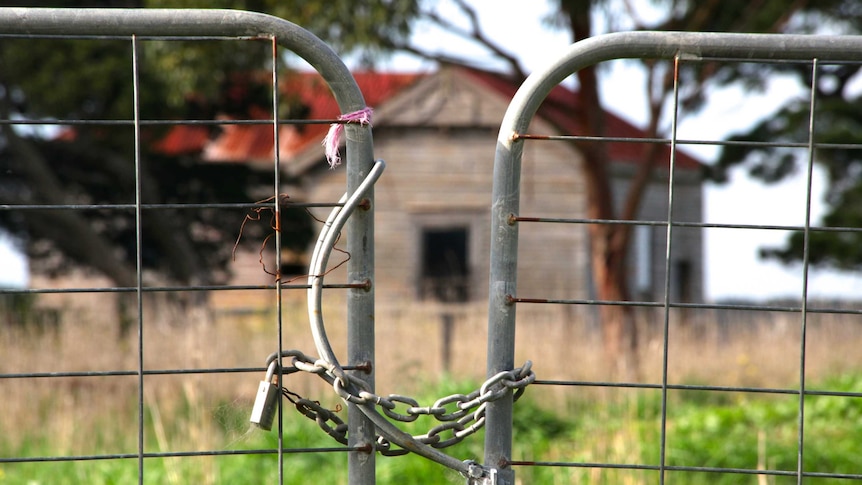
<box><xmin>390</xmin><ymin>0</ymin><xmax>835</xmax><ymax>376</ymax></box>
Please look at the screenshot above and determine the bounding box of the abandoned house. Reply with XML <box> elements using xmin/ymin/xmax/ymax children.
<box><xmin>157</xmin><ymin>65</ymin><xmax>705</xmax><ymax>308</ymax></box>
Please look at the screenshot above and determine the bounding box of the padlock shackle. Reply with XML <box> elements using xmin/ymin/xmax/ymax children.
<box><xmin>263</xmin><ymin>349</ymin><xmax>315</xmax><ymax>382</ymax></box>
<box><xmin>264</xmin><ymin>360</ymin><xmax>278</xmax><ymax>382</ymax></box>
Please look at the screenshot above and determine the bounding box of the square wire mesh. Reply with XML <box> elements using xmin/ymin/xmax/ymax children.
<box><xmin>0</xmin><ymin>27</ymin><xmax>366</xmax><ymax>484</ymax></box>
<box><xmin>493</xmin><ymin>51</ymin><xmax>862</xmax><ymax>484</ymax></box>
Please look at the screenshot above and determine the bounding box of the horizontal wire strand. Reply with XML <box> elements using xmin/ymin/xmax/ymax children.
<box><xmin>0</xmin><ymin>446</ymin><xmax>359</xmax><ymax>464</ymax></box>
<box><xmin>505</xmin><ymin>460</ymin><xmax>862</xmax><ymax>481</ymax></box>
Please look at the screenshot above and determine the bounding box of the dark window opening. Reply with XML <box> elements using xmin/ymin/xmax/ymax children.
<box><xmin>673</xmin><ymin>260</ymin><xmax>692</xmax><ymax>302</ymax></box>
<box><xmin>420</xmin><ymin>228</ymin><xmax>469</xmax><ymax>302</ymax></box>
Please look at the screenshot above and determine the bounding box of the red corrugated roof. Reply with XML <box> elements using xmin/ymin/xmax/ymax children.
<box><xmin>459</xmin><ymin>67</ymin><xmax>701</xmax><ymax>170</ymax></box>
<box><xmin>154</xmin><ymin>72</ymin><xmax>422</xmax><ymax>164</ymax></box>
<box><xmin>154</xmin><ymin>67</ymin><xmax>701</xmax><ymax>170</ymax></box>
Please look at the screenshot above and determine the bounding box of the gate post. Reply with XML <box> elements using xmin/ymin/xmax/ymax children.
<box><xmin>345</xmin><ymin>102</ymin><xmax>377</xmax><ymax>484</ymax></box>
<box><xmin>485</xmin><ymin>127</ymin><xmax>524</xmax><ymax>485</ymax></box>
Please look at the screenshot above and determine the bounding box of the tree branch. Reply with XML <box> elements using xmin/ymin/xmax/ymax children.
<box><xmin>64</xmin><ymin>135</ymin><xmax>212</xmax><ymax>286</ymax></box>
<box><xmin>419</xmin><ymin>1</ymin><xmax>527</xmax><ymax>79</ymax></box>
<box><xmin>3</xmin><ymin>129</ymin><xmax>137</xmax><ymax>287</ymax></box>
<box><xmin>384</xmin><ymin>37</ymin><xmax>488</xmax><ymax>70</ymax></box>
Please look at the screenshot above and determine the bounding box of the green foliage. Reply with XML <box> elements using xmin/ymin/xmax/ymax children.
<box><xmin>715</xmin><ymin>83</ymin><xmax>862</xmax><ymax>269</ymax></box>
<box><xmin>144</xmin><ymin>0</ymin><xmax>420</xmax><ymax>67</ymax></box>
<box><xmin>2</xmin><ymin>375</ymin><xmax>862</xmax><ymax>483</ymax></box>
<box><xmin>703</xmin><ymin>2</ymin><xmax>862</xmax><ymax>270</ymax></box>
<box><xmin>544</xmin><ymin>1</ymin><xmax>862</xmax><ymax>280</ymax></box>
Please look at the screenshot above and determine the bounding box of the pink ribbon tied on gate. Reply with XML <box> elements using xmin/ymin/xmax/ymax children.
<box><xmin>322</xmin><ymin>107</ymin><xmax>373</xmax><ymax>169</ymax></box>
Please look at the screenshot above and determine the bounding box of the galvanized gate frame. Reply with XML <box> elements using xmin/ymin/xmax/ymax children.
<box><xmin>485</xmin><ymin>31</ymin><xmax>862</xmax><ymax>485</ymax></box>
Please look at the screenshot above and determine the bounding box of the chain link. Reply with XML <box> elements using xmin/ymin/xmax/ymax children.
<box><xmin>280</xmin><ymin>386</ymin><xmax>349</xmax><ymax>445</ymax></box>
<box><xmin>264</xmin><ymin>351</ymin><xmax>535</xmax><ymax>454</ymax></box>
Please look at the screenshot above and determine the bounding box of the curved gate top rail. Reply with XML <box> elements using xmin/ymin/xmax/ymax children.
<box><xmin>0</xmin><ymin>8</ymin><xmax>366</xmax><ymax>115</ymax></box>
<box><xmin>487</xmin><ymin>31</ymin><xmax>862</xmax><ymax>485</ymax></box>
<box><xmin>499</xmin><ymin>31</ymin><xmax>862</xmax><ymax>138</ymax></box>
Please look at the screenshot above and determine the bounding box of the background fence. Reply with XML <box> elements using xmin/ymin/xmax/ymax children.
<box><xmin>2</xmin><ymin>9</ymin><xmax>862</xmax><ymax>485</ymax></box>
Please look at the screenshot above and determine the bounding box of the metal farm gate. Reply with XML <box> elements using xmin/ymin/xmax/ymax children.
<box><xmin>486</xmin><ymin>32</ymin><xmax>862</xmax><ymax>485</ymax></box>
<box><xmin>1</xmin><ymin>8</ymin><xmax>862</xmax><ymax>485</ymax></box>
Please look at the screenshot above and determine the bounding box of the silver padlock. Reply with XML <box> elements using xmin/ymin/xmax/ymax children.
<box><xmin>250</xmin><ymin>360</ymin><xmax>279</xmax><ymax>431</ymax></box>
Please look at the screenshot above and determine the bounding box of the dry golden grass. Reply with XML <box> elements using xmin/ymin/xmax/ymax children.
<box><xmin>3</xmin><ymin>290</ymin><xmax>862</xmax><ymax>461</ymax></box>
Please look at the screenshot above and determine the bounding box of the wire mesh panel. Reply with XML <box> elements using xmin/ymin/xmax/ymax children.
<box><xmin>7</xmin><ymin>11</ymin><xmax>862</xmax><ymax>485</ymax></box>
<box><xmin>485</xmin><ymin>32</ymin><xmax>862</xmax><ymax>485</ymax></box>
<box><xmin>0</xmin><ymin>8</ymin><xmax>378</xmax><ymax>485</ymax></box>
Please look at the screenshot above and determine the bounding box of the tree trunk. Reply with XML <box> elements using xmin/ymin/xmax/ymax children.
<box><xmin>4</xmin><ymin>131</ymin><xmax>144</xmax><ymax>338</ymax></box>
<box><xmin>591</xmin><ymin>225</ymin><xmax>639</xmax><ymax>379</ymax></box>
<box><xmin>562</xmin><ymin>0</ymin><xmax>639</xmax><ymax>379</ymax></box>
<box><xmin>4</xmin><ymin>131</ymin><xmax>138</xmax><ymax>288</ymax></box>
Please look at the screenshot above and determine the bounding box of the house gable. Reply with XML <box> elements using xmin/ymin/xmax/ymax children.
<box><xmin>373</xmin><ymin>67</ymin><xmax>513</xmax><ymax>129</ymax></box>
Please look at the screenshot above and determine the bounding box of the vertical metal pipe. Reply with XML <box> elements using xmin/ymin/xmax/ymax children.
<box><xmin>346</xmin><ymin>119</ymin><xmax>376</xmax><ymax>483</ymax></box>
<box><xmin>484</xmin><ymin>132</ymin><xmax>523</xmax><ymax>485</ymax></box>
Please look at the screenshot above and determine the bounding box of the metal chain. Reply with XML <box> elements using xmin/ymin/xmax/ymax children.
<box><xmin>265</xmin><ymin>350</ymin><xmax>535</xmax><ymax>454</ymax></box>
<box><xmin>280</xmin><ymin>386</ymin><xmax>349</xmax><ymax>445</ymax></box>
